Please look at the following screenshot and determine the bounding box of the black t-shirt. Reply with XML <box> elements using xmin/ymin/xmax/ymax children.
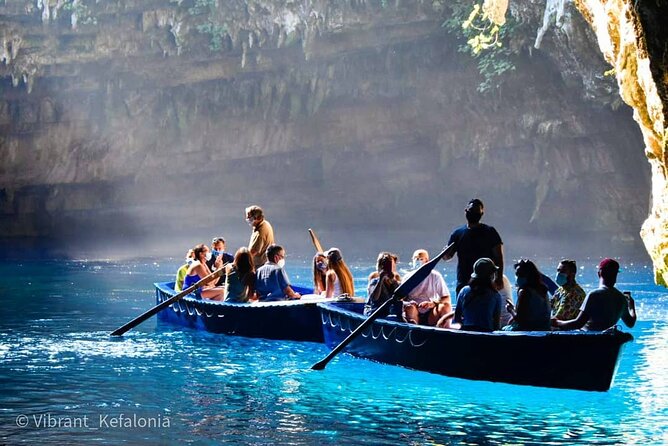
<box><xmin>447</xmin><ymin>223</ymin><xmax>503</xmax><ymax>289</ymax></box>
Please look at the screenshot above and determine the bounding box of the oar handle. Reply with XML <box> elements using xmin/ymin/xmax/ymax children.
<box><xmin>110</xmin><ymin>267</ymin><xmax>225</xmax><ymax>337</ymax></box>
<box><xmin>311</xmin><ymin>243</ymin><xmax>454</xmax><ymax>370</ymax></box>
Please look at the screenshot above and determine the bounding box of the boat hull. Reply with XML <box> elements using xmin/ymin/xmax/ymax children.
<box><xmin>318</xmin><ymin>302</ymin><xmax>633</xmax><ymax>391</ymax></box>
<box><xmin>155</xmin><ymin>282</ymin><xmax>325</xmax><ymax>342</ymax></box>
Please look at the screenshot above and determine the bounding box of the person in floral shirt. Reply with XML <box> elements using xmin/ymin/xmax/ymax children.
<box><xmin>550</xmin><ymin>259</ymin><xmax>586</xmax><ymax>320</ymax></box>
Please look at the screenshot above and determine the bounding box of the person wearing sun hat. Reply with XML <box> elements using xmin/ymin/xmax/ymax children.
<box><xmin>453</xmin><ymin>258</ymin><xmax>503</xmax><ymax>332</ymax></box>
<box><xmin>553</xmin><ymin>258</ymin><xmax>637</xmax><ymax>331</ymax></box>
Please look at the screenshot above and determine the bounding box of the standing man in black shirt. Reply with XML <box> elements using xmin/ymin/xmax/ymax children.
<box><xmin>443</xmin><ymin>198</ymin><xmax>504</xmax><ymax>295</ymax></box>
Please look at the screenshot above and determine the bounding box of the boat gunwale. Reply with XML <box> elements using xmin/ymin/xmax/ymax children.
<box><xmin>155</xmin><ymin>281</ymin><xmax>353</xmax><ymax>309</ymax></box>
<box><xmin>317</xmin><ymin>301</ymin><xmax>634</xmax><ymax>342</ymax></box>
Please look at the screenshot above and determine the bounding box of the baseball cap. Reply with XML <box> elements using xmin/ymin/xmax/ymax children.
<box><xmin>471</xmin><ymin>257</ymin><xmax>498</xmax><ymax>279</ymax></box>
<box><xmin>598</xmin><ymin>258</ymin><xmax>620</xmax><ymax>273</ymax></box>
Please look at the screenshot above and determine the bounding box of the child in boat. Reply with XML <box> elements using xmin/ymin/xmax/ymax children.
<box><xmin>223</xmin><ymin>247</ymin><xmax>256</xmax><ymax>303</ymax></box>
<box><xmin>323</xmin><ymin>248</ymin><xmax>355</xmax><ymax>298</ymax></box>
<box><xmin>183</xmin><ymin>244</ymin><xmax>226</xmax><ymax>300</ymax></box>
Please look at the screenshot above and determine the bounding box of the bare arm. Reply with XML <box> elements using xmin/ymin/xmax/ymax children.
<box><xmin>621</xmin><ymin>295</ymin><xmax>637</xmax><ymax>328</ymax></box>
<box><xmin>284</xmin><ymin>285</ymin><xmax>301</xmax><ymax>299</ymax></box>
<box><xmin>325</xmin><ymin>271</ymin><xmax>336</xmax><ymax>298</ymax></box>
<box><xmin>555</xmin><ymin>310</ymin><xmax>588</xmax><ymax>330</ymax></box>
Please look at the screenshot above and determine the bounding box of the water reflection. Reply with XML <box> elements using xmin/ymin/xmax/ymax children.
<box><xmin>0</xmin><ymin>259</ymin><xmax>667</xmax><ymax>445</ymax></box>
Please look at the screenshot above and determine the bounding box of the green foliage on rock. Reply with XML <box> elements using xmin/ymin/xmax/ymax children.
<box><xmin>442</xmin><ymin>1</ymin><xmax>518</xmax><ymax>93</ymax></box>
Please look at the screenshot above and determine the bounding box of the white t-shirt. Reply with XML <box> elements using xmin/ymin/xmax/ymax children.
<box><xmin>406</xmin><ymin>270</ymin><xmax>450</xmax><ymax>311</ymax></box>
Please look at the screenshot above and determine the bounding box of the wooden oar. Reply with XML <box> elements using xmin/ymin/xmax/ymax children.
<box><xmin>110</xmin><ymin>268</ymin><xmax>224</xmax><ymax>336</ymax></box>
<box><xmin>311</xmin><ymin>242</ymin><xmax>455</xmax><ymax>370</ymax></box>
<box><xmin>308</xmin><ymin>228</ymin><xmax>324</xmax><ymax>253</ymax></box>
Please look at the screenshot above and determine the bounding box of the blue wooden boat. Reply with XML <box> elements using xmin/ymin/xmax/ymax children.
<box><xmin>318</xmin><ymin>302</ymin><xmax>633</xmax><ymax>391</ymax></box>
<box><xmin>154</xmin><ymin>282</ymin><xmax>328</xmax><ymax>342</ymax></box>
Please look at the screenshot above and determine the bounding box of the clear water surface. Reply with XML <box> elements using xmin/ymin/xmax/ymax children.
<box><xmin>0</xmin><ymin>256</ymin><xmax>666</xmax><ymax>445</ymax></box>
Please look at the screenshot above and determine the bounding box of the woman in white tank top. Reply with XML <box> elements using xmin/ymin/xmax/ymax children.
<box><xmin>324</xmin><ymin>247</ymin><xmax>355</xmax><ymax>298</ymax></box>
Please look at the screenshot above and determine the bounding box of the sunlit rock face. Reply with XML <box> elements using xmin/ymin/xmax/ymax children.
<box><xmin>0</xmin><ymin>0</ymin><xmax>651</xmax><ymax>257</ymax></box>
<box><xmin>574</xmin><ymin>0</ymin><xmax>668</xmax><ymax>284</ymax></box>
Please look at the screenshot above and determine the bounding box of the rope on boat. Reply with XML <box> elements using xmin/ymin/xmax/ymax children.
<box><xmin>322</xmin><ymin>308</ymin><xmax>431</xmax><ymax>347</ymax></box>
<box><xmin>205</xmin><ymin>311</ymin><xmax>214</xmax><ymax>318</ymax></box>
<box><xmin>382</xmin><ymin>326</ymin><xmax>397</xmax><ymax>341</ymax></box>
<box><xmin>195</xmin><ymin>308</ymin><xmax>203</xmax><ymax>316</ymax></box>
<box><xmin>371</xmin><ymin>324</ymin><xmax>383</xmax><ymax>340</ymax></box>
<box><xmin>408</xmin><ymin>330</ymin><xmax>429</xmax><ymax>347</ymax></box>
<box><xmin>393</xmin><ymin>327</ymin><xmax>409</xmax><ymax>343</ymax></box>
<box><xmin>186</xmin><ymin>302</ymin><xmax>195</xmax><ymax>316</ymax></box>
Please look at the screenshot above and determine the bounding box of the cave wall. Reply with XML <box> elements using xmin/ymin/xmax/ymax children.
<box><xmin>574</xmin><ymin>0</ymin><xmax>668</xmax><ymax>284</ymax></box>
<box><xmin>0</xmin><ymin>0</ymin><xmax>651</xmax><ymax>257</ymax></box>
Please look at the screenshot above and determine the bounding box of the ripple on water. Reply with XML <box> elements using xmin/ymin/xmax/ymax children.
<box><xmin>1</xmin><ymin>260</ymin><xmax>667</xmax><ymax>445</ymax></box>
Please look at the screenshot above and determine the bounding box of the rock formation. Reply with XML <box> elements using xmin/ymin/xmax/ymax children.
<box><xmin>573</xmin><ymin>0</ymin><xmax>668</xmax><ymax>284</ymax></box>
<box><xmin>0</xmin><ymin>0</ymin><xmax>658</xmax><ymax>264</ymax></box>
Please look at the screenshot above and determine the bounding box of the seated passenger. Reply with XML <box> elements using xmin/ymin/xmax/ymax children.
<box><xmin>174</xmin><ymin>248</ymin><xmax>194</xmax><ymax>291</ymax></box>
<box><xmin>183</xmin><ymin>244</ymin><xmax>225</xmax><ymax>300</ymax></box>
<box><xmin>403</xmin><ymin>249</ymin><xmax>453</xmax><ymax>328</ymax></box>
<box><xmin>453</xmin><ymin>258</ymin><xmax>502</xmax><ymax>332</ymax></box>
<box><xmin>323</xmin><ymin>248</ymin><xmax>355</xmax><ymax>298</ymax></box>
<box><xmin>368</xmin><ymin>251</ymin><xmax>401</xmax><ymax>283</ymax></box>
<box><xmin>223</xmin><ymin>247</ymin><xmax>256</xmax><ymax>303</ymax></box>
<box><xmin>255</xmin><ymin>244</ymin><xmax>301</xmax><ymax>301</ymax></box>
<box><xmin>365</xmin><ymin>253</ymin><xmax>402</xmax><ymax>319</ymax></box>
<box><xmin>504</xmin><ymin>259</ymin><xmax>551</xmax><ymax>331</ymax></box>
<box><xmin>206</xmin><ymin>236</ymin><xmax>235</xmax><ymax>286</ymax></box>
<box><xmin>550</xmin><ymin>259</ymin><xmax>586</xmax><ymax>321</ymax></box>
<box><xmin>553</xmin><ymin>258</ymin><xmax>636</xmax><ymax>331</ymax></box>
<box><xmin>312</xmin><ymin>252</ymin><xmax>327</xmax><ymax>294</ymax></box>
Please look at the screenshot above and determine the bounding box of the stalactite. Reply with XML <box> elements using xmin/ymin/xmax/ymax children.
<box><xmin>535</xmin><ymin>0</ymin><xmax>568</xmax><ymax>49</ymax></box>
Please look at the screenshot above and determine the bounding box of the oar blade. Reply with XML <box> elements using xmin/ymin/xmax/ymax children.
<box><xmin>110</xmin><ymin>268</ymin><xmax>224</xmax><ymax>336</ymax></box>
<box><xmin>311</xmin><ymin>360</ymin><xmax>327</xmax><ymax>371</ymax></box>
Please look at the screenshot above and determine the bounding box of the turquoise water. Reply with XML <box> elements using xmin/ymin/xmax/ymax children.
<box><xmin>0</xmin><ymin>257</ymin><xmax>667</xmax><ymax>445</ymax></box>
